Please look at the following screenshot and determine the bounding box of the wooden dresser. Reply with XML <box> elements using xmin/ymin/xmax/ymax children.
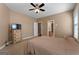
<box><xmin>11</xmin><ymin>29</ymin><xmax>22</xmax><ymax>44</ymax></box>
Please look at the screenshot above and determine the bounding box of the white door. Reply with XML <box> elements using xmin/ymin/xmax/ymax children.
<box><xmin>34</xmin><ymin>22</ymin><xmax>38</xmax><ymax>36</ymax></box>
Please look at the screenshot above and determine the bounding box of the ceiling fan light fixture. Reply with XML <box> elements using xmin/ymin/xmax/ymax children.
<box><xmin>29</xmin><ymin>3</ymin><xmax>45</xmax><ymax>13</ymax></box>
<box><xmin>35</xmin><ymin>9</ymin><xmax>40</xmax><ymax>13</ymax></box>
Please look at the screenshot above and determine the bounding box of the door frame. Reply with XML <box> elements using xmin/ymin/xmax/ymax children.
<box><xmin>47</xmin><ymin>20</ymin><xmax>55</xmax><ymax>37</ymax></box>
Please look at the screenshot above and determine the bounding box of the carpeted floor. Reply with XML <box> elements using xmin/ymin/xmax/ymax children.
<box><xmin>0</xmin><ymin>36</ymin><xmax>79</xmax><ymax>55</ymax></box>
<box><xmin>29</xmin><ymin>36</ymin><xmax>79</xmax><ymax>55</ymax></box>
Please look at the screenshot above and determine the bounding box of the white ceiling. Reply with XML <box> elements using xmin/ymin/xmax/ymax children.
<box><xmin>6</xmin><ymin>3</ymin><xmax>75</xmax><ymax>18</ymax></box>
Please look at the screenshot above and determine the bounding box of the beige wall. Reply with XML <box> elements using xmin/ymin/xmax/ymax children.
<box><xmin>0</xmin><ymin>4</ymin><xmax>37</xmax><ymax>47</ymax></box>
<box><xmin>10</xmin><ymin>11</ymin><xmax>36</xmax><ymax>39</ymax></box>
<box><xmin>0</xmin><ymin>4</ymin><xmax>10</xmax><ymax>47</ymax></box>
<box><xmin>38</xmin><ymin>11</ymin><xmax>73</xmax><ymax>38</ymax></box>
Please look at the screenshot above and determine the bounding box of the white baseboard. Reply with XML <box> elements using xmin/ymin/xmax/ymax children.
<box><xmin>6</xmin><ymin>41</ymin><xmax>12</xmax><ymax>45</ymax></box>
<box><xmin>0</xmin><ymin>44</ymin><xmax>5</xmax><ymax>50</ymax></box>
<box><xmin>23</xmin><ymin>36</ymin><xmax>34</xmax><ymax>40</ymax></box>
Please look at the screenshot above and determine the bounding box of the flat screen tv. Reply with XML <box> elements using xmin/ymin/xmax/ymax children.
<box><xmin>11</xmin><ymin>24</ymin><xmax>21</xmax><ymax>30</ymax></box>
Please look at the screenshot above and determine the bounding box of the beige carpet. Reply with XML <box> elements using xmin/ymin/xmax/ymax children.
<box><xmin>0</xmin><ymin>40</ymin><xmax>28</xmax><ymax>55</ymax></box>
<box><xmin>29</xmin><ymin>36</ymin><xmax>79</xmax><ymax>55</ymax></box>
<box><xmin>0</xmin><ymin>36</ymin><xmax>79</xmax><ymax>55</ymax></box>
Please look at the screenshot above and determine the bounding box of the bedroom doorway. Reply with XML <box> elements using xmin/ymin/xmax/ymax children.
<box><xmin>47</xmin><ymin>20</ymin><xmax>55</xmax><ymax>37</ymax></box>
<box><xmin>38</xmin><ymin>23</ymin><xmax>41</xmax><ymax>36</ymax></box>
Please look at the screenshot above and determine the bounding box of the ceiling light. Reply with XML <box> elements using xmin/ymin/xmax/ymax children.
<box><xmin>35</xmin><ymin>9</ymin><xmax>40</xmax><ymax>13</ymax></box>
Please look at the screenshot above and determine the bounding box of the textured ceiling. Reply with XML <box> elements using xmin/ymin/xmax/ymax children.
<box><xmin>6</xmin><ymin>3</ymin><xmax>75</xmax><ymax>18</ymax></box>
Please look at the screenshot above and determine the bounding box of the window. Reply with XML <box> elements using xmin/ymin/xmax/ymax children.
<box><xmin>74</xmin><ymin>13</ymin><xmax>78</xmax><ymax>39</ymax></box>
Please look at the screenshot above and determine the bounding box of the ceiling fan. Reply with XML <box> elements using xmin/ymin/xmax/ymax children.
<box><xmin>29</xmin><ymin>3</ymin><xmax>45</xmax><ymax>13</ymax></box>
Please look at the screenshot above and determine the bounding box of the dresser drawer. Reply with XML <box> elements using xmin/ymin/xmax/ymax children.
<box><xmin>14</xmin><ymin>38</ymin><xmax>21</xmax><ymax>43</ymax></box>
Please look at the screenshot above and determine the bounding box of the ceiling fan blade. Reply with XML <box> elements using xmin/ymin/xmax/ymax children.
<box><xmin>29</xmin><ymin>9</ymin><xmax>35</xmax><ymax>11</ymax></box>
<box><xmin>30</xmin><ymin>3</ymin><xmax>36</xmax><ymax>7</ymax></box>
<box><xmin>40</xmin><ymin>9</ymin><xmax>45</xmax><ymax>11</ymax></box>
<box><xmin>39</xmin><ymin>3</ymin><xmax>45</xmax><ymax>8</ymax></box>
